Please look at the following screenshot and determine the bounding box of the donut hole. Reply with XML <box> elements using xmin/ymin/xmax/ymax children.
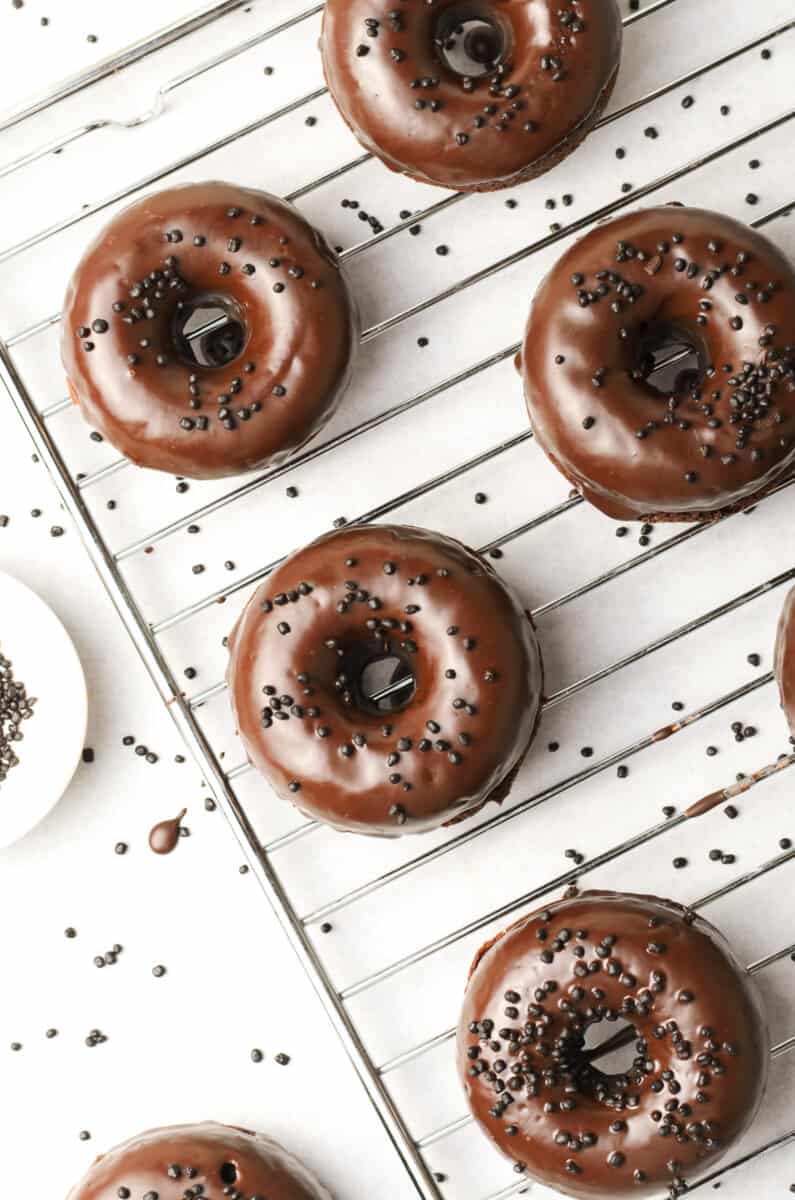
<box><xmin>219</xmin><ymin>1162</ymin><xmax>239</xmax><ymax>1185</ymax></box>
<box><xmin>339</xmin><ymin>640</ymin><xmax>417</xmax><ymax>715</ymax></box>
<box><xmin>173</xmin><ymin>293</ymin><xmax>248</xmax><ymax>369</ymax></box>
<box><xmin>632</xmin><ymin>321</ymin><xmax>708</xmax><ymax>399</ymax></box>
<box><xmin>434</xmin><ymin>5</ymin><xmax>510</xmax><ymax>78</ymax></box>
<box><xmin>582</xmin><ymin>1018</ymin><xmax>639</xmax><ymax>1080</ymax></box>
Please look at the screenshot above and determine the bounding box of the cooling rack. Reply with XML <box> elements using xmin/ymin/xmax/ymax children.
<box><xmin>1</xmin><ymin>1</ymin><xmax>794</xmax><ymax>1196</ymax></box>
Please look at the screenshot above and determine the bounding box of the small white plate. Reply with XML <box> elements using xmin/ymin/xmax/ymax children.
<box><xmin>0</xmin><ymin>571</ymin><xmax>87</xmax><ymax>848</ymax></box>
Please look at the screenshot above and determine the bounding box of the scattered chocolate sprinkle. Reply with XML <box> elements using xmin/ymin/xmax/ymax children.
<box><xmin>0</xmin><ymin>646</ymin><xmax>36</xmax><ymax>786</ymax></box>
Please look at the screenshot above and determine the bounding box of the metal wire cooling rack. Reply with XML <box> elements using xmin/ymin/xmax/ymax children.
<box><xmin>2</xmin><ymin>2</ymin><xmax>795</xmax><ymax>1196</ymax></box>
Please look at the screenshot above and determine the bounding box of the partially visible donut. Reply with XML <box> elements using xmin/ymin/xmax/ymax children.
<box><xmin>227</xmin><ymin>523</ymin><xmax>543</xmax><ymax>836</ymax></box>
<box><xmin>521</xmin><ymin>205</ymin><xmax>795</xmax><ymax>521</ymax></box>
<box><xmin>457</xmin><ymin>890</ymin><xmax>768</xmax><ymax>1197</ymax></box>
<box><xmin>67</xmin><ymin>1123</ymin><xmax>331</xmax><ymax>1200</ymax></box>
<box><xmin>62</xmin><ymin>182</ymin><xmax>357</xmax><ymax>480</ymax></box>
<box><xmin>775</xmin><ymin>586</ymin><xmax>795</xmax><ymax>738</ymax></box>
<box><xmin>321</xmin><ymin>0</ymin><xmax>623</xmax><ymax>193</ymax></box>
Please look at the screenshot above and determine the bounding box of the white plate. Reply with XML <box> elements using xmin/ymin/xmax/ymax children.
<box><xmin>0</xmin><ymin>571</ymin><xmax>87</xmax><ymax>848</ymax></box>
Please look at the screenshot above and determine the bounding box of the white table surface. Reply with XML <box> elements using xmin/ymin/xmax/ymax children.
<box><xmin>1</xmin><ymin>2</ymin><xmax>794</xmax><ymax>1199</ymax></box>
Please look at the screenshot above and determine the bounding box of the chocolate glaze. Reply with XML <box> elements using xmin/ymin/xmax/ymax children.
<box><xmin>775</xmin><ymin>586</ymin><xmax>795</xmax><ymax>736</ymax></box>
<box><xmin>227</xmin><ymin>523</ymin><xmax>543</xmax><ymax>836</ymax></box>
<box><xmin>321</xmin><ymin>0</ymin><xmax>622</xmax><ymax>193</ymax></box>
<box><xmin>457</xmin><ymin>890</ymin><xmax>768</xmax><ymax>1197</ymax></box>
<box><xmin>148</xmin><ymin>808</ymin><xmax>187</xmax><ymax>855</ymax></box>
<box><xmin>62</xmin><ymin>182</ymin><xmax>357</xmax><ymax>480</ymax></box>
<box><xmin>521</xmin><ymin>205</ymin><xmax>795</xmax><ymax>521</ymax></box>
<box><xmin>67</xmin><ymin>1122</ymin><xmax>331</xmax><ymax>1200</ymax></box>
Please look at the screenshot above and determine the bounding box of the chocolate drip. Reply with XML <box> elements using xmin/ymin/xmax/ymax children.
<box><xmin>148</xmin><ymin>808</ymin><xmax>187</xmax><ymax>855</ymax></box>
<box><xmin>685</xmin><ymin>751</ymin><xmax>795</xmax><ymax>819</ymax></box>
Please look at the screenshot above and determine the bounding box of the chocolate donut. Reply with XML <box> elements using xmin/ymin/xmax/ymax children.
<box><xmin>457</xmin><ymin>890</ymin><xmax>768</xmax><ymax>1197</ymax></box>
<box><xmin>62</xmin><ymin>182</ymin><xmax>357</xmax><ymax>480</ymax></box>
<box><xmin>321</xmin><ymin>1</ymin><xmax>623</xmax><ymax>193</ymax></box>
<box><xmin>521</xmin><ymin>205</ymin><xmax>795</xmax><ymax>521</ymax></box>
<box><xmin>67</xmin><ymin>1123</ymin><xmax>331</xmax><ymax>1200</ymax></box>
<box><xmin>774</xmin><ymin>586</ymin><xmax>795</xmax><ymax>738</ymax></box>
<box><xmin>227</xmin><ymin>523</ymin><xmax>543</xmax><ymax>835</ymax></box>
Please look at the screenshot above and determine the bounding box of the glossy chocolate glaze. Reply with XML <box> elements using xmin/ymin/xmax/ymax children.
<box><xmin>522</xmin><ymin>205</ymin><xmax>795</xmax><ymax>521</ymax></box>
<box><xmin>321</xmin><ymin>0</ymin><xmax>622</xmax><ymax>193</ymax></box>
<box><xmin>227</xmin><ymin>523</ymin><xmax>543</xmax><ymax>836</ymax></box>
<box><xmin>67</xmin><ymin>1123</ymin><xmax>331</xmax><ymax>1200</ymax></box>
<box><xmin>774</xmin><ymin>586</ymin><xmax>795</xmax><ymax>736</ymax></box>
<box><xmin>458</xmin><ymin>890</ymin><xmax>768</xmax><ymax>1197</ymax></box>
<box><xmin>62</xmin><ymin>182</ymin><xmax>357</xmax><ymax>480</ymax></box>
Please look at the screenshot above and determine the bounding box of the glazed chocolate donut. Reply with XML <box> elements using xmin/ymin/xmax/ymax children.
<box><xmin>774</xmin><ymin>586</ymin><xmax>795</xmax><ymax>738</ymax></box>
<box><xmin>521</xmin><ymin>205</ymin><xmax>795</xmax><ymax>521</ymax></box>
<box><xmin>321</xmin><ymin>1</ymin><xmax>622</xmax><ymax>193</ymax></box>
<box><xmin>67</xmin><ymin>1123</ymin><xmax>331</xmax><ymax>1200</ymax></box>
<box><xmin>62</xmin><ymin>182</ymin><xmax>357</xmax><ymax>480</ymax></box>
<box><xmin>227</xmin><ymin>523</ymin><xmax>543</xmax><ymax>835</ymax></box>
<box><xmin>457</xmin><ymin>890</ymin><xmax>768</xmax><ymax>1198</ymax></box>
